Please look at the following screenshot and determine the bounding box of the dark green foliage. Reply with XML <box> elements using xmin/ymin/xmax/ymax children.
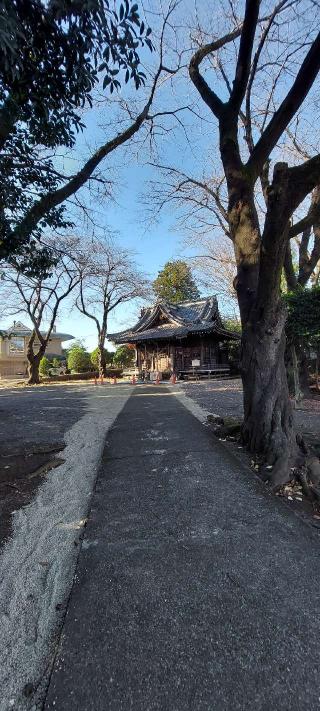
<box><xmin>39</xmin><ymin>356</ymin><xmax>51</xmax><ymax>376</ymax></box>
<box><xmin>153</xmin><ymin>260</ymin><xmax>200</xmax><ymax>303</ymax></box>
<box><xmin>113</xmin><ymin>344</ymin><xmax>135</xmax><ymax>367</ymax></box>
<box><xmin>67</xmin><ymin>343</ymin><xmax>91</xmax><ymax>372</ymax></box>
<box><xmin>222</xmin><ymin>319</ymin><xmax>241</xmax><ymax>374</ymax></box>
<box><xmin>285</xmin><ymin>287</ymin><xmax>320</xmax><ymax>346</ymax></box>
<box><xmin>284</xmin><ymin>288</ymin><xmax>320</xmax><ymax>397</ymax></box>
<box><xmin>223</xmin><ymin>318</ymin><xmax>242</xmax><ymax>335</ymax></box>
<box><xmin>91</xmin><ymin>347</ymin><xmax>114</xmax><ymax>369</ymax></box>
<box><xmin>0</xmin><ymin>0</ymin><xmax>152</xmax><ymax>270</ymax></box>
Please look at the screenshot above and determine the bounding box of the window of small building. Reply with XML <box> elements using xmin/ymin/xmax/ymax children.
<box><xmin>9</xmin><ymin>336</ymin><xmax>24</xmax><ymax>353</ymax></box>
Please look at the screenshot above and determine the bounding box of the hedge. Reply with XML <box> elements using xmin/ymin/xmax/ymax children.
<box><xmin>41</xmin><ymin>369</ymin><xmax>123</xmax><ymax>383</ymax></box>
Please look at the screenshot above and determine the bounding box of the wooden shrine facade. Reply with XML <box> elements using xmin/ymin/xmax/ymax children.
<box><xmin>135</xmin><ymin>336</ymin><xmax>230</xmax><ymax>374</ymax></box>
<box><xmin>109</xmin><ymin>297</ymin><xmax>239</xmax><ymax>377</ymax></box>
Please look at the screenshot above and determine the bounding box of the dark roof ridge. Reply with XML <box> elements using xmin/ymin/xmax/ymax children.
<box><xmin>159</xmin><ymin>295</ymin><xmax>216</xmax><ymax>307</ymax></box>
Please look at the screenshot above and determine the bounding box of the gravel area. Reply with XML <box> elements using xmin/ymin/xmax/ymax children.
<box><xmin>180</xmin><ymin>378</ymin><xmax>320</xmax><ymax>448</ymax></box>
<box><xmin>0</xmin><ymin>383</ymin><xmax>133</xmax><ymax>711</ymax></box>
<box><xmin>180</xmin><ymin>379</ymin><xmax>243</xmax><ymax>420</ymax></box>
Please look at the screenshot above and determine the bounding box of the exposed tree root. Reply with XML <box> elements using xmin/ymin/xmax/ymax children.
<box><xmin>265</xmin><ymin>436</ymin><xmax>320</xmax><ymax>504</ymax></box>
<box><xmin>268</xmin><ymin>453</ymin><xmax>292</xmax><ymax>490</ymax></box>
<box><xmin>207</xmin><ymin>414</ymin><xmax>320</xmax><ymax>507</ymax></box>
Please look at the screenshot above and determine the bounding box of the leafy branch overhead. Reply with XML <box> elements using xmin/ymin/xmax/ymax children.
<box><xmin>1</xmin><ymin>0</ymin><xmax>152</xmax><ymax>110</ymax></box>
<box><xmin>100</xmin><ymin>2</ymin><xmax>153</xmax><ymax>92</ymax></box>
<box><xmin>0</xmin><ymin>0</ymin><xmax>155</xmax><ymax>271</ymax></box>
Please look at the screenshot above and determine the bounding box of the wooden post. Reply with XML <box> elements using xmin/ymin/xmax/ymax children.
<box><xmin>171</xmin><ymin>345</ymin><xmax>175</xmax><ymax>372</ymax></box>
<box><xmin>200</xmin><ymin>339</ymin><xmax>204</xmax><ymax>367</ymax></box>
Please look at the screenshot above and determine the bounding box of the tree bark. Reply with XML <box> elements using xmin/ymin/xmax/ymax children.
<box><xmin>27</xmin><ymin>355</ymin><xmax>42</xmax><ymax>385</ymax></box>
<box><xmin>26</xmin><ymin>332</ymin><xmax>46</xmax><ymax>384</ymax></box>
<box><xmin>241</xmin><ymin>302</ymin><xmax>297</xmax><ymax>485</ymax></box>
<box><xmin>219</xmin><ymin>113</ymin><xmax>260</xmax><ymax>324</ymax></box>
<box><xmin>228</xmin><ymin>164</ymin><xmax>298</xmax><ymax>475</ymax></box>
<box><xmin>188</xmin><ymin>21</ymin><xmax>320</xmax><ymax>487</ymax></box>
<box><xmin>98</xmin><ymin>343</ymin><xmax>107</xmax><ymax>379</ymax></box>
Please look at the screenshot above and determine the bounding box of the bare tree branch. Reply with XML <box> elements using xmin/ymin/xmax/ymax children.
<box><xmin>244</xmin><ymin>0</ymin><xmax>292</xmax><ymax>153</ymax></box>
<box><xmin>248</xmin><ymin>31</ymin><xmax>320</xmax><ymax>176</ymax></box>
<box><xmin>229</xmin><ymin>0</ymin><xmax>259</xmax><ymax>114</ymax></box>
<box><xmin>189</xmin><ymin>26</ymin><xmax>242</xmax><ymax>119</ymax></box>
<box><xmin>73</xmin><ymin>235</ymin><xmax>150</xmax><ymax>375</ymax></box>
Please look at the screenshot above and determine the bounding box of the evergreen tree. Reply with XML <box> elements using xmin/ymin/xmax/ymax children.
<box><xmin>91</xmin><ymin>347</ymin><xmax>114</xmax><ymax>370</ymax></box>
<box><xmin>153</xmin><ymin>260</ymin><xmax>200</xmax><ymax>303</ymax></box>
<box><xmin>113</xmin><ymin>345</ymin><xmax>135</xmax><ymax>368</ymax></box>
<box><xmin>67</xmin><ymin>344</ymin><xmax>91</xmax><ymax>372</ymax></box>
<box><xmin>39</xmin><ymin>356</ymin><xmax>51</xmax><ymax>377</ymax></box>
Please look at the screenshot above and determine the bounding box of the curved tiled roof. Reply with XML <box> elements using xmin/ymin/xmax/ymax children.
<box><xmin>0</xmin><ymin>322</ymin><xmax>74</xmax><ymax>341</ymax></box>
<box><xmin>109</xmin><ymin>297</ymin><xmax>239</xmax><ymax>343</ymax></box>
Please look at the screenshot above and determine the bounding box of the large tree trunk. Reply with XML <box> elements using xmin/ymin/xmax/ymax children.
<box><xmin>240</xmin><ymin>302</ymin><xmax>298</xmax><ymax>486</ymax></box>
<box><xmin>225</xmin><ymin>162</ymin><xmax>298</xmax><ymax>479</ymax></box>
<box><xmin>219</xmin><ymin>113</ymin><xmax>260</xmax><ymax>323</ymax></box>
<box><xmin>27</xmin><ymin>333</ymin><xmax>46</xmax><ymax>385</ymax></box>
<box><xmin>27</xmin><ymin>355</ymin><xmax>42</xmax><ymax>385</ymax></box>
<box><xmin>219</xmin><ymin>119</ymin><xmax>300</xmax><ymax>479</ymax></box>
<box><xmin>98</xmin><ymin>342</ymin><xmax>106</xmax><ymax>379</ymax></box>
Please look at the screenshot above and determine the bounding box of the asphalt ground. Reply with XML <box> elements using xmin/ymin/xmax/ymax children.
<box><xmin>0</xmin><ymin>383</ymin><xmax>88</xmax><ymax>450</ymax></box>
<box><xmin>45</xmin><ymin>385</ymin><xmax>320</xmax><ymax>711</ymax></box>
<box><xmin>0</xmin><ymin>384</ymin><xmax>89</xmax><ymax>547</ymax></box>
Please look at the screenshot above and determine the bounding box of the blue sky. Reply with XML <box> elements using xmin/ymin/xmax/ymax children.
<box><xmin>4</xmin><ymin>79</ymin><xmax>212</xmax><ymax>351</ymax></box>
<box><xmin>58</xmin><ymin>167</ymin><xmax>183</xmax><ymax>352</ymax></box>
<box><xmin>11</xmin><ymin>0</ymin><xmax>316</xmax><ymax>351</ymax></box>
<box><xmin>35</xmin><ymin>36</ymin><xmax>222</xmax><ymax>353</ymax></box>
<box><xmin>2</xmin><ymin>0</ymin><xmax>318</xmax><ymax>353</ymax></box>
<box><xmin>55</xmin><ymin>148</ymin><xmax>197</xmax><ymax>352</ymax></box>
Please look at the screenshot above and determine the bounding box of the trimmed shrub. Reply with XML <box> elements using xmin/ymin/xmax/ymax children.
<box><xmin>113</xmin><ymin>344</ymin><xmax>135</xmax><ymax>368</ymax></box>
<box><xmin>90</xmin><ymin>347</ymin><xmax>114</xmax><ymax>370</ymax></box>
<box><xmin>39</xmin><ymin>356</ymin><xmax>51</xmax><ymax>376</ymax></box>
<box><xmin>67</xmin><ymin>345</ymin><xmax>91</xmax><ymax>373</ymax></box>
<box><xmin>41</xmin><ymin>368</ymin><xmax>123</xmax><ymax>382</ymax></box>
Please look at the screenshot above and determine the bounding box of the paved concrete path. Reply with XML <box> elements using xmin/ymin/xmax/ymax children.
<box><xmin>45</xmin><ymin>386</ymin><xmax>320</xmax><ymax>710</ymax></box>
